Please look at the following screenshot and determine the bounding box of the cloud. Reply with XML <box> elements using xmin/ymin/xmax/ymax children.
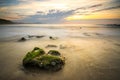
<box><xmin>89</xmin><ymin>0</ymin><xmax>120</xmax><ymax>13</ymax></box>
<box><xmin>15</xmin><ymin>3</ymin><xmax>105</xmax><ymax>23</ymax></box>
<box><xmin>16</xmin><ymin>9</ymin><xmax>75</xmax><ymax>23</ymax></box>
<box><xmin>88</xmin><ymin>4</ymin><xmax>102</xmax><ymax>8</ymax></box>
<box><xmin>0</xmin><ymin>0</ymin><xmax>120</xmax><ymax>23</ymax></box>
<box><xmin>65</xmin><ymin>0</ymin><xmax>120</xmax><ymax>20</ymax></box>
<box><xmin>92</xmin><ymin>5</ymin><xmax>120</xmax><ymax>13</ymax></box>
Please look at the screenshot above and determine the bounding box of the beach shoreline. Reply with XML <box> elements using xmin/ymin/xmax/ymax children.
<box><xmin>0</xmin><ymin>24</ymin><xmax>120</xmax><ymax>80</ymax></box>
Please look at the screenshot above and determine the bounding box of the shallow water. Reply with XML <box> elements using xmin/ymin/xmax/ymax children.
<box><xmin>0</xmin><ymin>25</ymin><xmax>68</xmax><ymax>39</ymax></box>
<box><xmin>0</xmin><ymin>24</ymin><xmax>120</xmax><ymax>40</ymax></box>
<box><xmin>0</xmin><ymin>24</ymin><xmax>120</xmax><ymax>80</ymax></box>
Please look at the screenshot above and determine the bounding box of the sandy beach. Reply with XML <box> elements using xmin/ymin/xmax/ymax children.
<box><xmin>0</xmin><ymin>24</ymin><xmax>120</xmax><ymax>80</ymax></box>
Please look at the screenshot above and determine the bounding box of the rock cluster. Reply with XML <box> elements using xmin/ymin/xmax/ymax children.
<box><xmin>23</xmin><ymin>47</ymin><xmax>65</xmax><ymax>71</ymax></box>
<box><xmin>18</xmin><ymin>35</ymin><xmax>45</xmax><ymax>42</ymax></box>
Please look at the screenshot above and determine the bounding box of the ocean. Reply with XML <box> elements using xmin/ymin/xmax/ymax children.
<box><xmin>0</xmin><ymin>24</ymin><xmax>120</xmax><ymax>41</ymax></box>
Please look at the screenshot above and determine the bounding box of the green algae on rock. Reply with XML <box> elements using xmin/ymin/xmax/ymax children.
<box><xmin>23</xmin><ymin>47</ymin><xmax>45</xmax><ymax>66</ymax></box>
<box><xmin>23</xmin><ymin>47</ymin><xmax>65</xmax><ymax>71</ymax></box>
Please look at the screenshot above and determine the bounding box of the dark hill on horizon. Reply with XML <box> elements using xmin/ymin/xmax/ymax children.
<box><xmin>0</xmin><ymin>19</ymin><xmax>43</xmax><ymax>24</ymax></box>
<box><xmin>0</xmin><ymin>19</ymin><xmax>14</xmax><ymax>24</ymax></box>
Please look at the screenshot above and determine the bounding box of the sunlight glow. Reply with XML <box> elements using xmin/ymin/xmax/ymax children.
<box><xmin>65</xmin><ymin>9</ymin><xmax>120</xmax><ymax>20</ymax></box>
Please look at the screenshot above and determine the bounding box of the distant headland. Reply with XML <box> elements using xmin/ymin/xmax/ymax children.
<box><xmin>0</xmin><ymin>19</ymin><xmax>14</xmax><ymax>24</ymax></box>
<box><xmin>0</xmin><ymin>19</ymin><xmax>42</xmax><ymax>24</ymax></box>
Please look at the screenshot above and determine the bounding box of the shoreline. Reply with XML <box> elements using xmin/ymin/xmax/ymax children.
<box><xmin>0</xmin><ymin>25</ymin><xmax>120</xmax><ymax>80</ymax></box>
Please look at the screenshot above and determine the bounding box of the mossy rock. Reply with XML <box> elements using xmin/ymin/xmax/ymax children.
<box><xmin>23</xmin><ymin>47</ymin><xmax>45</xmax><ymax>66</ymax></box>
<box><xmin>23</xmin><ymin>47</ymin><xmax>65</xmax><ymax>71</ymax></box>
<box><xmin>48</xmin><ymin>50</ymin><xmax>61</xmax><ymax>56</ymax></box>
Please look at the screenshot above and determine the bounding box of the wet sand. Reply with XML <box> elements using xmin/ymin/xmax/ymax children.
<box><xmin>0</xmin><ymin>24</ymin><xmax>120</xmax><ymax>80</ymax></box>
<box><xmin>0</xmin><ymin>36</ymin><xmax>120</xmax><ymax>80</ymax></box>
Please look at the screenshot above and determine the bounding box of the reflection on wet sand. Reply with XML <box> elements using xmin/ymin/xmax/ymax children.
<box><xmin>0</xmin><ymin>25</ymin><xmax>120</xmax><ymax>80</ymax></box>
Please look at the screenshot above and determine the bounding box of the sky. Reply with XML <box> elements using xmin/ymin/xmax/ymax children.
<box><xmin>0</xmin><ymin>0</ymin><xmax>120</xmax><ymax>23</ymax></box>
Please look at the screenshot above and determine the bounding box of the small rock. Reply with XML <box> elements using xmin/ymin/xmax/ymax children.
<box><xmin>49</xmin><ymin>36</ymin><xmax>53</xmax><ymax>39</ymax></box>
<box><xmin>19</xmin><ymin>37</ymin><xmax>27</xmax><ymax>41</ymax></box>
<box><xmin>45</xmin><ymin>45</ymin><xmax>57</xmax><ymax>48</ymax></box>
<box><xmin>28</xmin><ymin>35</ymin><xmax>34</xmax><ymax>38</ymax></box>
<box><xmin>49</xmin><ymin>36</ymin><xmax>58</xmax><ymax>40</ymax></box>
<box><xmin>36</xmin><ymin>35</ymin><xmax>45</xmax><ymax>38</ymax></box>
<box><xmin>48</xmin><ymin>50</ymin><xmax>61</xmax><ymax>56</ymax></box>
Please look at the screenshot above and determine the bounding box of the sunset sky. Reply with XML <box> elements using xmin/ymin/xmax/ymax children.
<box><xmin>0</xmin><ymin>0</ymin><xmax>120</xmax><ymax>23</ymax></box>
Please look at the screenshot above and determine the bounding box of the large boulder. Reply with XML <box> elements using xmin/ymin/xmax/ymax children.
<box><xmin>23</xmin><ymin>47</ymin><xmax>65</xmax><ymax>71</ymax></box>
